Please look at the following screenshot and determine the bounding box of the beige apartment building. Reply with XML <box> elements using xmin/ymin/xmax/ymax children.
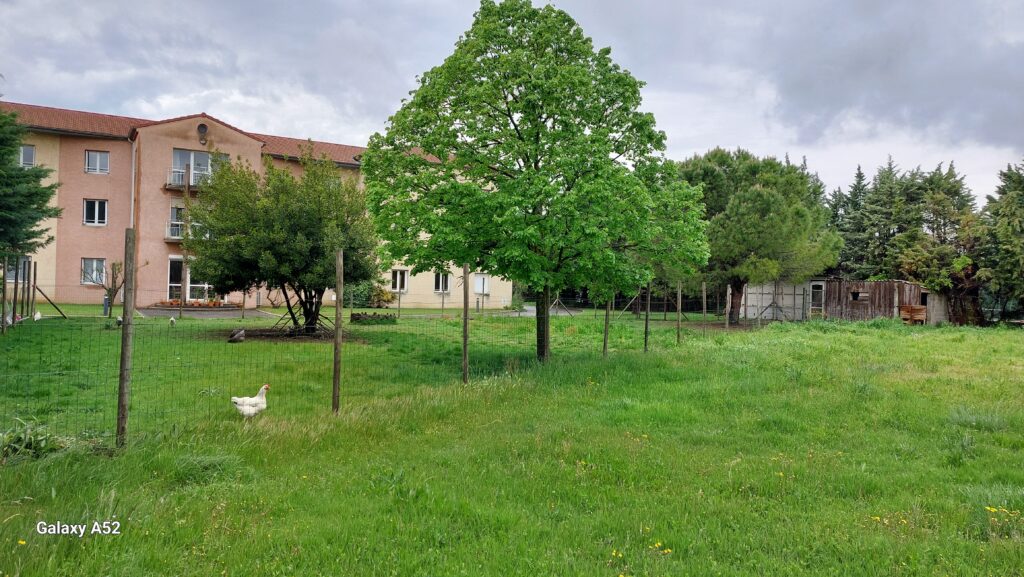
<box><xmin>1</xmin><ymin>102</ymin><xmax>513</xmax><ymax>310</ymax></box>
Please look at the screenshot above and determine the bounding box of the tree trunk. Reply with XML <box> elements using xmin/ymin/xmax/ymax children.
<box><xmin>281</xmin><ymin>283</ymin><xmax>300</xmax><ymax>329</ymax></box>
<box><xmin>536</xmin><ymin>285</ymin><xmax>551</xmax><ymax>362</ymax></box>
<box><xmin>729</xmin><ymin>279</ymin><xmax>744</xmax><ymax>324</ymax></box>
<box><xmin>297</xmin><ymin>288</ymin><xmax>323</xmax><ymax>333</ymax></box>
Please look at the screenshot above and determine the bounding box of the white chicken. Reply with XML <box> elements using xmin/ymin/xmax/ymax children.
<box><xmin>230</xmin><ymin>384</ymin><xmax>270</xmax><ymax>418</ymax></box>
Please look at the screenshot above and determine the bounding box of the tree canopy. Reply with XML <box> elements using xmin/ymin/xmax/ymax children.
<box><xmin>676</xmin><ymin>148</ymin><xmax>840</xmax><ymax>322</ymax></box>
<box><xmin>830</xmin><ymin>160</ymin><xmax>989</xmax><ymax>323</ymax></box>
<box><xmin>184</xmin><ymin>150</ymin><xmax>378</xmax><ymax>332</ymax></box>
<box><xmin>982</xmin><ymin>160</ymin><xmax>1024</xmax><ymax>318</ymax></box>
<box><xmin>362</xmin><ymin>0</ymin><xmax>705</xmax><ymax>359</ymax></box>
<box><xmin>0</xmin><ymin>110</ymin><xmax>60</xmax><ymax>258</ymax></box>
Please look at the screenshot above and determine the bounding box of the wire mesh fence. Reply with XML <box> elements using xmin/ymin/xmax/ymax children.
<box><xmin>1</xmin><ymin>286</ymin><xmax>754</xmax><ymax>445</ymax></box>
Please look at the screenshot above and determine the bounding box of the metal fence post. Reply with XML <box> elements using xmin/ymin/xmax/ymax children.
<box><xmin>333</xmin><ymin>250</ymin><xmax>343</xmax><ymax>414</ymax></box>
<box><xmin>116</xmin><ymin>229</ymin><xmax>136</xmax><ymax>448</ymax></box>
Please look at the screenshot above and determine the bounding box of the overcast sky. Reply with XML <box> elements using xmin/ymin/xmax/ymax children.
<box><xmin>2</xmin><ymin>0</ymin><xmax>1021</xmax><ymax>200</ymax></box>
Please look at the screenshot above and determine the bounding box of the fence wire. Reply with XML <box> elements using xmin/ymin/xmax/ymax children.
<box><xmin>0</xmin><ymin>286</ymin><xmax>770</xmax><ymax>444</ymax></box>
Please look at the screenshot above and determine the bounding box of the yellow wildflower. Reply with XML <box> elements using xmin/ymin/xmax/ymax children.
<box><xmin>18</xmin><ymin>540</ymin><xmax>26</xmax><ymax>545</ymax></box>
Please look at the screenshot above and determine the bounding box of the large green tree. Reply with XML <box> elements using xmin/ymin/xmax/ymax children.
<box><xmin>834</xmin><ymin>160</ymin><xmax>989</xmax><ymax>324</ymax></box>
<box><xmin>184</xmin><ymin>150</ymin><xmax>378</xmax><ymax>332</ymax></box>
<box><xmin>363</xmin><ymin>0</ymin><xmax>696</xmax><ymax>360</ymax></box>
<box><xmin>0</xmin><ymin>110</ymin><xmax>60</xmax><ymax>258</ymax></box>
<box><xmin>677</xmin><ymin>149</ymin><xmax>840</xmax><ymax>323</ymax></box>
<box><xmin>828</xmin><ymin>165</ymin><xmax>868</xmax><ymax>278</ymax></box>
<box><xmin>984</xmin><ymin>160</ymin><xmax>1024</xmax><ymax>317</ymax></box>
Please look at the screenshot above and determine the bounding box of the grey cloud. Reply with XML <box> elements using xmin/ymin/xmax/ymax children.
<box><xmin>1</xmin><ymin>0</ymin><xmax>1021</xmax><ymax>195</ymax></box>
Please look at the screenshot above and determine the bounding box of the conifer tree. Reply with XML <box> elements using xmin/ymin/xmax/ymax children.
<box><xmin>0</xmin><ymin>110</ymin><xmax>61</xmax><ymax>259</ymax></box>
<box><xmin>985</xmin><ymin>160</ymin><xmax>1024</xmax><ymax>317</ymax></box>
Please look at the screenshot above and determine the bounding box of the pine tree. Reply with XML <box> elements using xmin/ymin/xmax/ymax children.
<box><xmin>895</xmin><ymin>163</ymin><xmax>986</xmax><ymax>324</ymax></box>
<box><xmin>833</xmin><ymin>165</ymin><xmax>869</xmax><ymax>278</ymax></box>
<box><xmin>677</xmin><ymin>148</ymin><xmax>840</xmax><ymax>323</ymax></box>
<box><xmin>985</xmin><ymin>160</ymin><xmax>1024</xmax><ymax>317</ymax></box>
<box><xmin>857</xmin><ymin>158</ymin><xmax>904</xmax><ymax>279</ymax></box>
<box><xmin>0</xmin><ymin>110</ymin><xmax>61</xmax><ymax>258</ymax></box>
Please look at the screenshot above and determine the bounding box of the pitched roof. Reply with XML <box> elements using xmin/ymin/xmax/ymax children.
<box><xmin>0</xmin><ymin>101</ymin><xmax>145</xmax><ymax>139</ymax></box>
<box><xmin>0</xmin><ymin>101</ymin><xmax>365</xmax><ymax>165</ymax></box>
<box><xmin>131</xmin><ymin>112</ymin><xmax>260</xmax><ymax>143</ymax></box>
<box><xmin>253</xmin><ymin>133</ymin><xmax>365</xmax><ymax>167</ymax></box>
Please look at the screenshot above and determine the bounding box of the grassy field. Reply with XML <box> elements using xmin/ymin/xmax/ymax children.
<box><xmin>1</xmin><ymin>317</ymin><xmax>1022</xmax><ymax>576</ymax></box>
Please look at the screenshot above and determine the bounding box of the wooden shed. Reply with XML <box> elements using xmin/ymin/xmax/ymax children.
<box><xmin>824</xmin><ymin>279</ymin><xmax>919</xmax><ymax>321</ymax></box>
<box><xmin>741</xmin><ymin>278</ymin><xmax>948</xmax><ymax>325</ymax></box>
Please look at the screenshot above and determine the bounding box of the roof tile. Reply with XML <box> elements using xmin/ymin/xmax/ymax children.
<box><xmin>0</xmin><ymin>101</ymin><xmax>364</xmax><ymax>165</ymax></box>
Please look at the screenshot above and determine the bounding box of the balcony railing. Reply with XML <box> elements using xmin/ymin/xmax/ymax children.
<box><xmin>166</xmin><ymin>221</ymin><xmax>208</xmax><ymax>242</ymax></box>
<box><xmin>166</xmin><ymin>168</ymin><xmax>211</xmax><ymax>188</ymax></box>
<box><xmin>166</xmin><ymin>221</ymin><xmax>185</xmax><ymax>241</ymax></box>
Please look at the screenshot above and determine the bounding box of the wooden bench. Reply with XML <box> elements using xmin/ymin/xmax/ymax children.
<box><xmin>899</xmin><ymin>305</ymin><xmax>927</xmax><ymax>325</ymax></box>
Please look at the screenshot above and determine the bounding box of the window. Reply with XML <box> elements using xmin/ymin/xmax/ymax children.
<box><xmin>85</xmin><ymin>150</ymin><xmax>109</xmax><ymax>174</ymax></box>
<box><xmin>168</xmin><ymin>258</ymin><xmax>183</xmax><ymax>300</ymax></box>
<box><xmin>810</xmin><ymin>283</ymin><xmax>824</xmax><ymax>308</ymax></box>
<box><xmin>19</xmin><ymin>145</ymin><xmax>35</xmax><ymax>167</ymax></box>
<box><xmin>391</xmin><ymin>269</ymin><xmax>408</xmax><ymax>292</ymax></box>
<box><xmin>188</xmin><ymin>270</ymin><xmax>214</xmax><ymax>301</ymax></box>
<box><xmin>920</xmin><ymin>292</ymin><xmax>929</xmax><ymax>306</ymax></box>
<box><xmin>83</xmin><ymin>199</ymin><xmax>108</xmax><ymax>225</ymax></box>
<box><xmin>168</xmin><ymin>206</ymin><xmax>186</xmax><ymax>238</ymax></box>
<box><xmin>171</xmin><ymin>149</ymin><xmax>212</xmax><ymax>186</ymax></box>
<box><xmin>434</xmin><ymin>273</ymin><xmax>450</xmax><ymax>293</ymax></box>
<box><xmin>81</xmin><ymin>258</ymin><xmax>105</xmax><ymax>285</ymax></box>
<box><xmin>474</xmin><ymin>274</ymin><xmax>489</xmax><ymax>295</ymax></box>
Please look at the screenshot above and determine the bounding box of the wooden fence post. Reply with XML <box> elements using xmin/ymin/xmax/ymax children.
<box><xmin>603</xmin><ymin>299</ymin><xmax>611</xmax><ymax>358</ymax></box>
<box><xmin>333</xmin><ymin>250</ymin><xmax>343</xmax><ymax>415</ymax></box>
<box><xmin>462</xmin><ymin>264</ymin><xmax>469</xmax><ymax>384</ymax></box>
<box><xmin>31</xmin><ymin>261</ymin><xmax>37</xmax><ymax>319</ymax></box>
<box><xmin>701</xmin><ymin>281</ymin><xmax>707</xmax><ymax>338</ymax></box>
<box><xmin>1</xmin><ymin>257</ymin><xmax>7</xmax><ymax>335</ymax></box>
<box><xmin>644</xmin><ymin>281</ymin><xmax>652</xmax><ymax>353</ymax></box>
<box><xmin>725</xmin><ymin>284</ymin><xmax>732</xmax><ymax>328</ymax></box>
<box><xmin>116</xmin><ymin>229</ymin><xmax>136</xmax><ymax>448</ymax></box>
<box><xmin>676</xmin><ymin>281</ymin><xmax>682</xmax><ymax>345</ymax></box>
<box><xmin>11</xmin><ymin>257</ymin><xmax>19</xmax><ymax>325</ymax></box>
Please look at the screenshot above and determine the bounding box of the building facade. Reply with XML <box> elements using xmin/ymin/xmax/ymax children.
<box><xmin>2</xmin><ymin>102</ymin><xmax>513</xmax><ymax>310</ymax></box>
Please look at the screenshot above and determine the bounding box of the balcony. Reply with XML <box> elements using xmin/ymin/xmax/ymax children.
<box><xmin>165</xmin><ymin>168</ymin><xmax>211</xmax><ymax>190</ymax></box>
<box><xmin>166</xmin><ymin>221</ymin><xmax>207</xmax><ymax>242</ymax></box>
<box><xmin>166</xmin><ymin>221</ymin><xmax>185</xmax><ymax>242</ymax></box>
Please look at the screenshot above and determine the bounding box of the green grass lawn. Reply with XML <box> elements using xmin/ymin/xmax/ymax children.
<box><xmin>1</xmin><ymin>318</ymin><xmax>1022</xmax><ymax>576</ymax></box>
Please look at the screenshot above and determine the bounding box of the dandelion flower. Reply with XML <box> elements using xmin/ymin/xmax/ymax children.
<box><xmin>18</xmin><ymin>540</ymin><xmax>26</xmax><ymax>545</ymax></box>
